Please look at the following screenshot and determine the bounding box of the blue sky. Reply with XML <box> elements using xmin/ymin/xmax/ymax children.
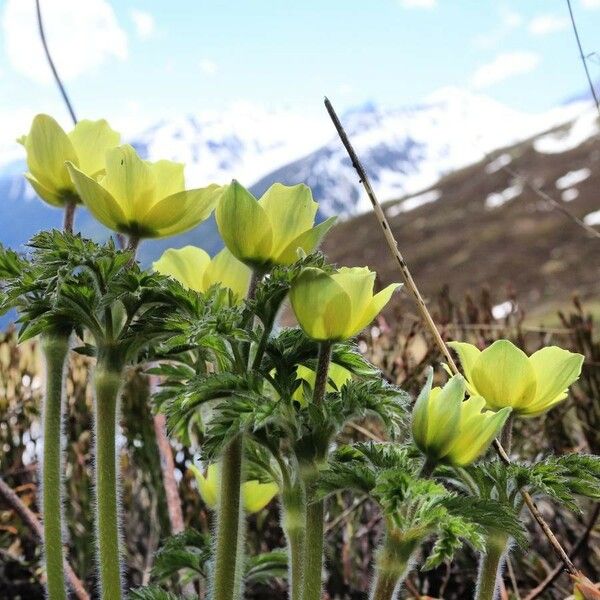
<box><xmin>1</xmin><ymin>0</ymin><xmax>599</xmax><ymax>156</ymax></box>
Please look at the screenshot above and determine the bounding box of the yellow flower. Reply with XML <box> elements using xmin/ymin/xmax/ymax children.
<box><xmin>153</xmin><ymin>245</ymin><xmax>251</xmax><ymax>303</ymax></box>
<box><xmin>448</xmin><ymin>340</ymin><xmax>584</xmax><ymax>417</ymax></box>
<box><xmin>411</xmin><ymin>369</ymin><xmax>511</xmax><ymax>466</ymax></box>
<box><xmin>215</xmin><ymin>180</ymin><xmax>336</xmax><ymax>270</ymax></box>
<box><xmin>293</xmin><ymin>362</ymin><xmax>352</xmax><ymax>404</ymax></box>
<box><xmin>289</xmin><ymin>266</ymin><xmax>400</xmax><ymax>341</ymax></box>
<box><xmin>67</xmin><ymin>145</ymin><xmax>221</xmax><ymax>238</ymax></box>
<box><xmin>190</xmin><ymin>464</ymin><xmax>278</xmax><ymax>514</ymax></box>
<box><xmin>19</xmin><ymin>114</ymin><xmax>120</xmax><ymax>207</ymax></box>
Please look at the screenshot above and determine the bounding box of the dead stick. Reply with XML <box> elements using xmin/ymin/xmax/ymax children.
<box><xmin>0</xmin><ymin>476</ymin><xmax>89</xmax><ymax>600</ymax></box>
<box><xmin>324</xmin><ymin>96</ymin><xmax>578</xmax><ymax>576</ymax></box>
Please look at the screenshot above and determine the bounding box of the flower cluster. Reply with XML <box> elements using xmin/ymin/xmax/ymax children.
<box><xmin>10</xmin><ymin>112</ymin><xmax>593</xmax><ymax>600</ymax></box>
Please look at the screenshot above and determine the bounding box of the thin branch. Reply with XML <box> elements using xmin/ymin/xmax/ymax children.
<box><xmin>0</xmin><ymin>476</ymin><xmax>89</xmax><ymax>600</ymax></box>
<box><xmin>35</xmin><ymin>0</ymin><xmax>77</xmax><ymax>125</ymax></box>
<box><xmin>324</xmin><ymin>97</ymin><xmax>579</xmax><ymax>576</ymax></box>
<box><xmin>523</xmin><ymin>503</ymin><xmax>600</xmax><ymax>600</ymax></box>
<box><xmin>501</xmin><ymin>162</ymin><xmax>600</xmax><ymax>240</ymax></box>
<box><xmin>566</xmin><ymin>0</ymin><xmax>600</xmax><ymax>117</ymax></box>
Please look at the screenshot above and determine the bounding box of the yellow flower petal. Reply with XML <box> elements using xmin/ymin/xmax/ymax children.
<box><xmin>526</xmin><ymin>347</ymin><xmax>584</xmax><ymax>416</ymax></box>
<box><xmin>447</xmin><ymin>341</ymin><xmax>481</xmax><ymax>388</ymax></box>
<box><xmin>276</xmin><ymin>216</ymin><xmax>337</xmax><ymax>265</ymax></box>
<box><xmin>149</xmin><ymin>159</ymin><xmax>185</xmax><ymax>201</ymax></box>
<box><xmin>142</xmin><ymin>186</ymin><xmax>220</xmax><ymax>238</ymax></box>
<box><xmin>153</xmin><ymin>246</ymin><xmax>210</xmax><ymax>292</ymax></box>
<box><xmin>259</xmin><ymin>183</ymin><xmax>318</xmax><ymax>256</ymax></box>
<box><xmin>67</xmin><ymin>119</ymin><xmax>120</xmax><ymax>177</ymax></box>
<box><xmin>289</xmin><ymin>268</ymin><xmax>352</xmax><ymax>341</ymax></box>
<box><xmin>242</xmin><ymin>480</ymin><xmax>279</xmax><ymax>513</ymax></box>
<box><xmin>189</xmin><ymin>464</ymin><xmax>218</xmax><ymax>509</ymax></box>
<box><xmin>24</xmin><ymin>173</ymin><xmax>65</xmax><ymax>207</ymax></box>
<box><xmin>331</xmin><ymin>267</ymin><xmax>376</xmax><ymax>332</ymax></box>
<box><xmin>67</xmin><ymin>162</ymin><xmax>127</xmax><ymax>231</ymax></box>
<box><xmin>24</xmin><ymin>114</ymin><xmax>77</xmax><ymax>192</ymax></box>
<box><xmin>470</xmin><ymin>340</ymin><xmax>537</xmax><ymax>412</ymax></box>
<box><xmin>216</xmin><ymin>181</ymin><xmax>273</xmax><ymax>266</ymax></box>
<box><xmin>445</xmin><ymin>397</ymin><xmax>511</xmax><ymax>466</ymax></box>
<box><xmin>102</xmin><ymin>145</ymin><xmax>156</xmax><ymax>220</ymax></box>
<box><xmin>203</xmin><ymin>248</ymin><xmax>251</xmax><ymax>302</ymax></box>
<box><xmin>351</xmin><ymin>283</ymin><xmax>401</xmax><ymax>337</ymax></box>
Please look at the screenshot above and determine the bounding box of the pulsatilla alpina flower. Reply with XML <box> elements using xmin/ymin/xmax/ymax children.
<box><xmin>190</xmin><ymin>464</ymin><xmax>278</xmax><ymax>513</ymax></box>
<box><xmin>67</xmin><ymin>145</ymin><xmax>221</xmax><ymax>238</ymax></box>
<box><xmin>153</xmin><ymin>245</ymin><xmax>251</xmax><ymax>303</ymax></box>
<box><xmin>412</xmin><ymin>368</ymin><xmax>511</xmax><ymax>466</ymax></box>
<box><xmin>215</xmin><ymin>180</ymin><xmax>336</xmax><ymax>270</ymax></box>
<box><xmin>19</xmin><ymin>114</ymin><xmax>120</xmax><ymax>207</ymax></box>
<box><xmin>289</xmin><ymin>266</ymin><xmax>400</xmax><ymax>341</ymax></box>
<box><xmin>448</xmin><ymin>340</ymin><xmax>584</xmax><ymax>417</ymax></box>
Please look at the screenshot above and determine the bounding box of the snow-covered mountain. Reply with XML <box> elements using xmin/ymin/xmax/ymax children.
<box><xmin>0</xmin><ymin>87</ymin><xmax>595</xmax><ymax>254</ymax></box>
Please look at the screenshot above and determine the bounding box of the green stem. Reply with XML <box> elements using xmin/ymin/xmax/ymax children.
<box><xmin>302</xmin><ymin>473</ymin><xmax>325</xmax><ymax>600</ymax></box>
<box><xmin>41</xmin><ymin>335</ymin><xmax>70</xmax><ymax>600</ymax></box>
<box><xmin>281</xmin><ymin>486</ymin><xmax>306</xmax><ymax>600</ymax></box>
<box><xmin>94</xmin><ymin>365</ymin><xmax>124</xmax><ymax>600</ymax></box>
<box><xmin>475</xmin><ymin>534</ymin><xmax>509</xmax><ymax>600</ymax></box>
<box><xmin>370</xmin><ymin>528</ymin><xmax>416</xmax><ymax>600</ymax></box>
<box><xmin>212</xmin><ymin>435</ymin><xmax>245</xmax><ymax>600</ymax></box>
<box><xmin>500</xmin><ymin>413</ymin><xmax>514</xmax><ymax>455</ymax></box>
<box><xmin>300</xmin><ymin>341</ymin><xmax>333</xmax><ymax>600</ymax></box>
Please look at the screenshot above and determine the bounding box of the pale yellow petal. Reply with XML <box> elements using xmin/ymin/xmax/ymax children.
<box><xmin>276</xmin><ymin>217</ymin><xmax>337</xmax><ymax>265</ymax></box>
<box><xmin>526</xmin><ymin>347</ymin><xmax>584</xmax><ymax>416</ymax></box>
<box><xmin>470</xmin><ymin>340</ymin><xmax>537</xmax><ymax>413</ymax></box>
<box><xmin>447</xmin><ymin>341</ymin><xmax>481</xmax><ymax>389</ymax></box>
<box><xmin>67</xmin><ymin>162</ymin><xmax>126</xmax><ymax>232</ymax></box>
<box><xmin>67</xmin><ymin>119</ymin><xmax>120</xmax><ymax>177</ymax></box>
<box><xmin>289</xmin><ymin>268</ymin><xmax>352</xmax><ymax>341</ymax></box>
<box><xmin>242</xmin><ymin>480</ymin><xmax>279</xmax><ymax>513</ymax></box>
<box><xmin>259</xmin><ymin>183</ymin><xmax>318</xmax><ymax>256</ymax></box>
<box><xmin>216</xmin><ymin>180</ymin><xmax>273</xmax><ymax>265</ymax></box>
<box><xmin>153</xmin><ymin>246</ymin><xmax>210</xmax><ymax>292</ymax></box>
<box><xmin>102</xmin><ymin>145</ymin><xmax>156</xmax><ymax>219</ymax></box>
<box><xmin>203</xmin><ymin>248</ymin><xmax>251</xmax><ymax>302</ymax></box>
<box><xmin>141</xmin><ymin>186</ymin><xmax>220</xmax><ymax>238</ymax></box>
<box><xmin>331</xmin><ymin>267</ymin><xmax>375</xmax><ymax>330</ymax></box>
<box><xmin>24</xmin><ymin>114</ymin><xmax>77</xmax><ymax>192</ymax></box>
<box><xmin>24</xmin><ymin>173</ymin><xmax>65</xmax><ymax>207</ymax></box>
<box><xmin>350</xmin><ymin>283</ymin><xmax>401</xmax><ymax>338</ymax></box>
<box><xmin>189</xmin><ymin>464</ymin><xmax>218</xmax><ymax>509</ymax></box>
<box><xmin>149</xmin><ymin>159</ymin><xmax>185</xmax><ymax>201</ymax></box>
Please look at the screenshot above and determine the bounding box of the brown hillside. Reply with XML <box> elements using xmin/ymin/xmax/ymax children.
<box><xmin>322</xmin><ymin>125</ymin><xmax>600</xmax><ymax>320</ymax></box>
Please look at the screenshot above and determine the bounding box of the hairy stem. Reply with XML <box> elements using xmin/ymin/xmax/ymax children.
<box><xmin>475</xmin><ymin>534</ymin><xmax>509</xmax><ymax>600</ymax></box>
<box><xmin>41</xmin><ymin>335</ymin><xmax>70</xmax><ymax>600</ymax></box>
<box><xmin>500</xmin><ymin>413</ymin><xmax>514</xmax><ymax>455</ymax></box>
<box><xmin>281</xmin><ymin>485</ymin><xmax>306</xmax><ymax>600</ymax></box>
<box><xmin>94</xmin><ymin>365</ymin><xmax>124</xmax><ymax>600</ymax></box>
<box><xmin>300</xmin><ymin>341</ymin><xmax>333</xmax><ymax>600</ymax></box>
<box><xmin>212</xmin><ymin>435</ymin><xmax>245</xmax><ymax>600</ymax></box>
<box><xmin>369</xmin><ymin>528</ymin><xmax>416</xmax><ymax>600</ymax></box>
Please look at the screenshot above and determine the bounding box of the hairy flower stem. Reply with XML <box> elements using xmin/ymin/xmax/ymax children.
<box><xmin>282</xmin><ymin>487</ymin><xmax>306</xmax><ymax>600</ymax></box>
<box><xmin>370</xmin><ymin>528</ymin><xmax>415</xmax><ymax>600</ymax></box>
<box><xmin>500</xmin><ymin>413</ymin><xmax>514</xmax><ymax>455</ymax></box>
<box><xmin>211</xmin><ymin>273</ymin><xmax>263</xmax><ymax>600</ymax></box>
<box><xmin>212</xmin><ymin>435</ymin><xmax>245</xmax><ymax>600</ymax></box>
<box><xmin>475</xmin><ymin>533</ymin><xmax>509</xmax><ymax>600</ymax></box>
<box><xmin>94</xmin><ymin>363</ymin><xmax>124</xmax><ymax>600</ymax></box>
<box><xmin>41</xmin><ymin>335</ymin><xmax>70</xmax><ymax>600</ymax></box>
<box><xmin>300</xmin><ymin>340</ymin><xmax>333</xmax><ymax>600</ymax></box>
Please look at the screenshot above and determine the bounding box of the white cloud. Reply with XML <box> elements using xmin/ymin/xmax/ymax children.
<box><xmin>529</xmin><ymin>14</ymin><xmax>569</xmax><ymax>35</ymax></box>
<box><xmin>398</xmin><ymin>0</ymin><xmax>437</xmax><ymax>8</ymax></box>
<box><xmin>470</xmin><ymin>51</ymin><xmax>540</xmax><ymax>89</ymax></box>
<box><xmin>199</xmin><ymin>58</ymin><xmax>218</xmax><ymax>75</ymax></box>
<box><xmin>131</xmin><ymin>9</ymin><xmax>156</xmax><ymax>39</ymax></box>
<box><xmin>2</xmin><ymin>0</ymin><xmax>128</xmax><ymax>84</ymax></box>
<box><xmin>472</xmin><ymin>8</ymin><xmax>522</xmax><ymax>49</ymax></box>
<box><xmin>582</xmin><ymin>0</ymin><xmax>600</xmax><ymax>8</ymax></box>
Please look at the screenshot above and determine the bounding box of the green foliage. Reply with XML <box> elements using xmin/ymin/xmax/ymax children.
<box><xmin>151</xmin><ymin>529</ymin><xmax>211</xmax><ymax>582</ymax></box>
